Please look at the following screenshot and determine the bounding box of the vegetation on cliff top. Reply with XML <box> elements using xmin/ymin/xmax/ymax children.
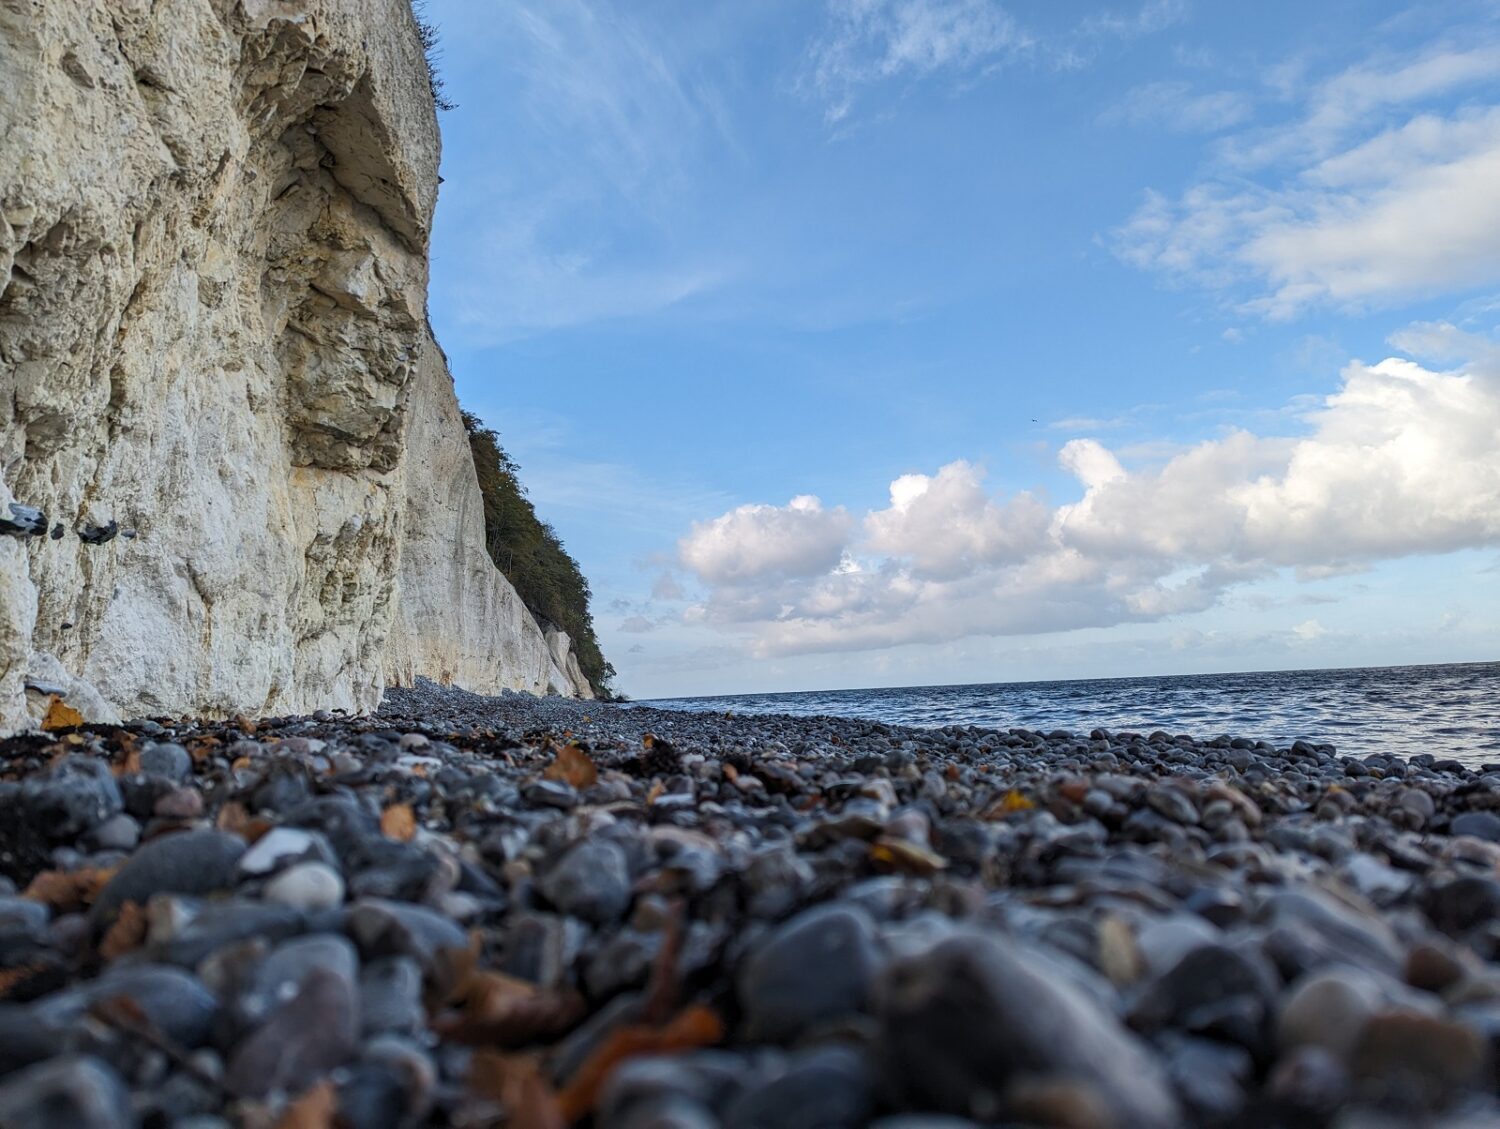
<box><xmin>412</xmin><ymin>1</ymin><xmax>456</xmax><ymax>112</ymax></box>
<box><xmin>462</xmin><ymin>412</ymin><xmax>615</xmax><ymax>697</ymax></box>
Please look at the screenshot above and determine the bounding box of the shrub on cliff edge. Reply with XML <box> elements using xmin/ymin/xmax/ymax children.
<box><xmin>461</xmin><ymin>412</ymin><xmax>615</xmax><ymax>697</ymax></box>
<box><xmin>412</xmin><ymin>1</ymin><xmax>456</xmax><ymax>111</ymax></box>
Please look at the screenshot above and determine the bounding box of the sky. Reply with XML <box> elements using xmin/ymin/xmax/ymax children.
<box><xmin>422</xmin><ymin>0</ymin><xmax>1500</xmax><ymax>699</ymax></box>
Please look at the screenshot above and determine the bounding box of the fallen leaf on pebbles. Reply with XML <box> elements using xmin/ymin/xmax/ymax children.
<box><xmin>983</xmin><ymin>789</ymin><xmax>1036</xmax><ymax>818</ymax></box>
<box><xmin>556</xmin><ymin>1005</ymin><xmax>725</xmax><ymax>1122</ymax></box>
<box><xmin>543</xmin><ymin>744</ymin><xmax>598</xmax><ymax>790</ymax></box>
<box><xmin>41</xmin><ymin>695</ymin><xmax>83</xmax><ymax>731</ymax></box>
<box><xmin>869</xmin><ymin>836</ymin><xmax>947</xmax><ymax>875</ymax></box>
<box><xmin>435</xmin><ymin>936</ymin><xmax>586</xmax><ymax>1047</ymax></box>
<box><xmin>470</xmin><ymin>1051</ymin><xmax>565</xmax><ymax>1129</ymax></box>
<box><xmin>216</xmin><ymin>800</ymin><xmax>272</xmax><ymax>843</ymax></box>
<box><xmin>23</xmin><ymin>866</ymin><xmax>117</xmax><ymax>912</ymax></box>
<box><xmin>0</xmin><ymin>965</ymin><xmax>48</xmax><ymax>1002</ymax></box>
<box><xmin>380</xmin><ymin>802</ymin><xmax>418</xmax><ymax>842</ymax></box>
<box><xmin>273</xmin><ymin>1080</ymin><xmax>337</xmax><ymax>1129</ymax></box>
<box><xmin>99</xmin><ymin>901</ymin><xmax>149</xmax><ymax>959</ymax></box>
<box><xmin>437</xmin><ymin>968</ymin><xmax>585</xmax><ymax>1047</ymax></box>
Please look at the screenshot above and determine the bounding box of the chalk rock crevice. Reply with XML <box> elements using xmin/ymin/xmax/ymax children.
<box><xmin>0</xmin><ymin>0</ymin><xmax>592</xmax><ymax>731</ymax></box>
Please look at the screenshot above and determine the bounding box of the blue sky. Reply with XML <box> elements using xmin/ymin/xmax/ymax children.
<box><xmin>423</xmin><ymin>0</ymin><xmax>1500</xmax><ymax>698</ymax></box>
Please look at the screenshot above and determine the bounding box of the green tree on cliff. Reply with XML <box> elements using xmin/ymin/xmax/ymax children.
<box><xmin>461</xmin><ymin>412</ymin><xmax>615</xmax><ymax>697</ymax></box>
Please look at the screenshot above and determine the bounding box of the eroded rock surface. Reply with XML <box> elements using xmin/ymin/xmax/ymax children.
<box><xmin>0</xmin><ymin>0</ymin><xmax>590</xmax><ymax>730</ymax></box>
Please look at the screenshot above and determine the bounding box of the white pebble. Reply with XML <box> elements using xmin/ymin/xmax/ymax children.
<box><xmin>263</xmin><ymin>862</ymin><xmax>345</xmax><ymax>911</ymax></box>
<box><xmin>238</xmin><ymin>827</ymin><xmax>318</xmax><ymax>876</ymax></box>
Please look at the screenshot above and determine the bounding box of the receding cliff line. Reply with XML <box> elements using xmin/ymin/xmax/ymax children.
<box><xmin>0</xmin><ymin>0</ymin><xmax>594</xmax><ymax>731</ymax></box>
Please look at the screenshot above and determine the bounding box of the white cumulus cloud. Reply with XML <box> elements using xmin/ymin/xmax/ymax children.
<box><xmin>864</xmin><ymin>461</ymin><xmax>1050</xmax><ymax>578</ymax></box>
<box><xmin>674</xmin><ymin>335</ymin><xmax>1500</xmax><ymax>658</ymax></box>
<box><xmin>679</xmin><ymin>495</ymin><xmax>855</xmax><ymax>585</ymax></box>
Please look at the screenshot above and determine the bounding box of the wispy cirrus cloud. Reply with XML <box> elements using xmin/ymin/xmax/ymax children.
<box><xmin>1100</xmin><ymin>80</ymin><xmax>1253</xmax><ymax>132</ymax></box>
<box><xmin>431</xmin><ymin>0</ymin><xmax>736</xmax><ymax>343</ymax></box>
<box><xmin>800</xmin><ymin>0</ymin><xmax>1190</xmax><ymax>124</ymax></box>
<box><xmin>803</xmin><ymin>0</ymin><xmax>1033</xmax><ymax>123</ymax></box>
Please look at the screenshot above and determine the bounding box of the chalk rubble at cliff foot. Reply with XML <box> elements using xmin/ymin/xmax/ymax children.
<box><xmin>0</xmin><ymin>0</ymin><xmax>592</xmax><ymax>734</ymax></box>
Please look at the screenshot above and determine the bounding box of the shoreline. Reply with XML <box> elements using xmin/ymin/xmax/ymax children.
<box><xmin>0</xmin><ymin>679</ymin><xmax>1497</xmax><ymax>1125</ymax></box>
<box><xmin>635</xmin><ymin>659</ymin><xmax>1500</xmax><ymax>767</ymax></box>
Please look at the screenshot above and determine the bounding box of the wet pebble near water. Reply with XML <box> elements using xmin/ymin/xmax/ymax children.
<box><xmin>1</xmin><ymin>678</ymin><xmax>1500</xmax><ymax>1125</ymax></box>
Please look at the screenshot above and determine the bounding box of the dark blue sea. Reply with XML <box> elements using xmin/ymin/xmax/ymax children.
<box><xmin>644</xmin><ymin>661</ymin><xmax>1500</xmax><ymax>765</ymax></box>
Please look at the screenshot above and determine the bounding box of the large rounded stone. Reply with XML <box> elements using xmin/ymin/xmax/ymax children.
<box><xmin>21</xmin><ymin>757</ymin><xmax>122</xmax><ymax>839</ymax></box>
<box><xmin>31</xmin><ymin>965</ymin><xmax>218</xmax><ymax>1049</ymax></box>
<box><xmin>1277</xmin><ymin>968</ymin><xmax>1385</xmax><ymax>1061</ymax></box>
<box><xmin>737</xmin><ymin>903</ymin><xmax>880</xmax><ymax>1042</ymax></box>
<box><xmin>91</xmin><ymin>830</ymin><xmax>245</xmax><ymax>923</ymax></box>
<box><xmin>1130</xmin><ymin>943</ymin><xmax>1279</xmax><ymax>1052</ymax></box>
<box><xmin>138</xmin><ymin>743</ymin><xmax>192</xmax><ymax>783</ymax></box>
<box><xmin>537</xmin><ymin>839</ymin><xmax>632</xmax><ymax>924</ymax></box>
<box><xmin>225</xmin><ymin>966</ymin><xmax>359</xmax><ymax>1098</ymax></box>
<box><xmin>0</xmin><ymin>1055</ymin><xmax>130</xmax><ymax>1129</ymax></box>
<box><xmin>875</xmin><ymin>931</ymin><xmax>1180</xmax><ymax>1129</ymax></box>
<box><xmin>346</xmin><ymin>898</ymin><xmax>468</xmax><ymax>975</ymax></box>
<box><xmin>1450</xmin><ymin>811</ymin><xmax>1500</xmax><ymax>842</ymax></box>
<box><xmin>722</xmin><ymin>1045</ymin><xmax>875</xmax><ymax>1129</ymax></box>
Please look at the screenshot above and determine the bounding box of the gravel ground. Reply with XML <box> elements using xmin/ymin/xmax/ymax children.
<box><xmin>1</xmin><ymin>677</ymin><xmax>1500</xmax><ymax>1127</ymax></box>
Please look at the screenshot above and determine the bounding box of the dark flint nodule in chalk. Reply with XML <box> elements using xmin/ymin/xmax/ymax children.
<box><xmin>77</xmin><ymin>521</ymin><xmax>119</xmax><ymax>545</ymax></box>
<box><xmin>0</xmin><ymin>503</ymin><xmax>47</xmax><ymax>537</ymax></box>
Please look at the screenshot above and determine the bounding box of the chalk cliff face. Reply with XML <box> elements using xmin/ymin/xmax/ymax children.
<box><xmin>0</xmin><ymin>0</ymin><xmax>592</xmax><ymax>731</ymax></box>
<box><xmin>385</xmin><ymin>346</ymin><xmax>595</xmax><ymax>701</ymax></box>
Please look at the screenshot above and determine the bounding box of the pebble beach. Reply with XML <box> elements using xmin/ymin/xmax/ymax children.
<box><xmin>2</xmin><ymin>678</ymin><xmax>1500</xmax><ymax>1127</ymax></box>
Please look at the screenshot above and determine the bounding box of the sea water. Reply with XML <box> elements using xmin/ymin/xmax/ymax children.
<box><xmin>645</xmin><ymin>661</ymin><xmax>1500</xmax><ymax>765</ymax></box>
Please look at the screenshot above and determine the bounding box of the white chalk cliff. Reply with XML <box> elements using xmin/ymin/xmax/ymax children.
<box><xmin>0</xmin><ymin>0</ymin><xmax>593</xmax><ymax>732</ymax></box>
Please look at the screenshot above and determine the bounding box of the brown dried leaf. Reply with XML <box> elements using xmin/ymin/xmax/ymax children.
<box><xmin>470</xmin><ymin>1051</ymin><xmax>565</xmax><ymax>1129</ymax></box>
<box><xmin>869</xmin><ymin>836</ymin><xmax>947</xmax><ymax>876</ymax></box>
<box><xmin>557</xmin><ymin>1006</ymin><xmax>725</xmax><ymax>1122</ymax></box>
<box><xmin>216</xmin><ymin>801</ymin><xmax>251</xmax><ymax>836</ymax></box>
<box><xmin>430</xmin><ymin>932</ymin><xmax>483</xmax><ymax>1010</ymax></box>
<box><xmin>112</xmin><ymin>747</ymin><xmax>143</xmax><ymax>777</ymax></box>
<box><xmin>543</xmin><ymin>744</ymin><xmax>597</xmax><ymax>790</ymax></box>
<box><xmin>274</xmin><ymin>1080</ymin><xmax>337</xmax><ymax>1129</ymax></box>
<box><xmin>41</xmin><ymin>695</ymin><xmax>84</xmax><ymax>731</ymax></box>
<box><xmin>186</xmin><ymin>737</ymin><xmax>220</xmax><ymax>763</ymax></box>
<box><xmin>0</xmin><ymin>964</ymin><xmax>46</xmax><ymax>1001</ymax></box>
<box><xmin>380</xmin><ymin>802</ymin><xmax>417</xmax><ymax>842</ymax></box>
<box><xmin>436</xmin><ymin>968</ymin><xmax>586</xmax><ymax>1047</ymax></box>
<box><xmin>99</xmin><ymin>900</ymin><xmax>149</xmax><ymax>960</ymax></box>
<box><xmin>1057</xmin><ymin>778</ymin><xmax>1090</xmax><ymax>804</ymax></box>
<box><xmin>644</xmin><ymin>780</ymin><xmax>665</xmax><ymax>807</ymax></box>
<box><xmin>642</xmin><ymin>900</ymin><xmax>685</xmax><ymax>1024</ymax></box>
<box><xmin>23</xmin><ymin>866</ymin><xmax>117</xmax><ymax>912</ymax></box>
<box><xmin>983</xmin><ymin>789</ymin><xmax>1036</xmax><ymax>819</ymax></box>
<box><xmin>214</xmin><ymin>801</ymin><xmax>274</xmax><ymax>845</ymax></box>
<box><xmin>90</xmin><ymin>993</ymin><xmax>150</xmax><ymax>1030</ymax></box>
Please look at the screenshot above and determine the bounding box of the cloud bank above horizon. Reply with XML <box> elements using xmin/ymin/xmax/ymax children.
<box><xmin>673</xmin><ymin>330</ymin><xmax>1500</xmax><ymax>658</ymax></box>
